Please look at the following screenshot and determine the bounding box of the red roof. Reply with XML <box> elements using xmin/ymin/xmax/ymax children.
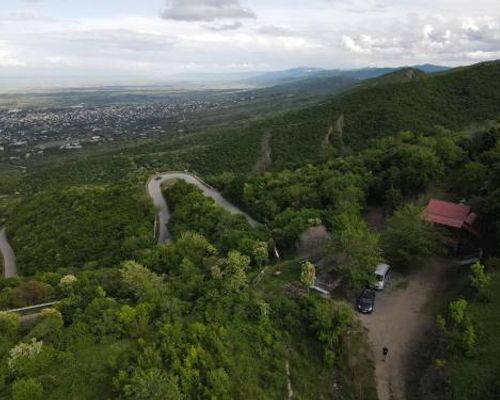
<box><xmin>424</xmin><ymin>199</ymin><xmax>480</xmax><ymax>237</ymax></box>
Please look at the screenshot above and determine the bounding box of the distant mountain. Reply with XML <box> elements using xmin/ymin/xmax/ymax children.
<box><xmin>167</xmin><ymin>71</ymin><xmax>262</xmax><ymax>83</ymax></box>
<box><xmin>166</xmin><ymin>65</ymin><xmax>450</xmax><ymax>87</ymax></box>
<box><xmin>244</xmin><ymin>67</ymin><xmax>325</xmax><ymax>85</ymax></box>
<box><xmin>246</xmin><ymin>64</ymin><xmax>449</xmax><ymax>87</ymax></box>
<box><xmin>244</xmin><ymin>75</ymin><xmax>358</xmax><ymax>100</ymax></box>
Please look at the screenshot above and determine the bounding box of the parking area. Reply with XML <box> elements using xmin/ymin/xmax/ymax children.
<box><xmin>358</xmin><ymin>258</ymin><xmax>452</xmax><ymax>400</ymax></box>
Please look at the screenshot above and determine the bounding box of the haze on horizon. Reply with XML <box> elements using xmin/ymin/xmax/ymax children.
<box><xmin>1</xmin><ymin>0</ymin><xmax>500</xmax><ymax>86</ymax></box>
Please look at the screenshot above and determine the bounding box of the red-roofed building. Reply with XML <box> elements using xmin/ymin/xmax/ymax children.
<box><xmin>424</xmin><ymin>199</ymin><xmax>481</xmax><ymax>250</ymax></box>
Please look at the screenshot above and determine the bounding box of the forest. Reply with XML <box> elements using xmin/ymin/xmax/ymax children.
<box><xmin>1</xmin><ymin>61</ymin><xmax>500</xmax><ymax>399</ymax></box>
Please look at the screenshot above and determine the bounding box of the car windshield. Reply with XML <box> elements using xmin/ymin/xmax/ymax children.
<box><xmin>361</xmin><ymin>291</ymin><xmax>374</xmax><ymax>300</ymax></box>
<box><xmin>375</xmin><ymin>274</ymin><xmax>384</xmax><ymax>282</ymax></box>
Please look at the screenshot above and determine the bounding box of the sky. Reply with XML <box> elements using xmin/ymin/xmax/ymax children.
<box><xmin>1</xmin><ymin>0</ymin><xmax>500</xmax><ymax>85</ymax></box>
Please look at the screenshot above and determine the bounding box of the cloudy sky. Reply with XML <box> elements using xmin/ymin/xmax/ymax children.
<box><xmin>1</xmin><ymin>0</ymin><xmax>500</xmax><ymax>85</ymax></box>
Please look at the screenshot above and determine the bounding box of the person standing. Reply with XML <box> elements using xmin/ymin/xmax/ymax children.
<box><xmin>382</xmin><ymin>347</ymin><xmax>389</xmax><ymax>362</ymax></box>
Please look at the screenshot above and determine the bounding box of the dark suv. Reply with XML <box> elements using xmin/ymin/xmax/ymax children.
<box><xmin>356</xmin><ymin>289</ymin><xmax>376</xmax><ymax>314</ymax></box>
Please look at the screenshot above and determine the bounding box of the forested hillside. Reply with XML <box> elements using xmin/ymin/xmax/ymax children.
<box><xmin>1</xmin><ymin>60</ymin><xmax>500</xmax><ymax>399</ymax></box>
<box><xmin>267</xmin><ymin>61</ymin><xmax>500</xmax><ymax>169</ymax></box>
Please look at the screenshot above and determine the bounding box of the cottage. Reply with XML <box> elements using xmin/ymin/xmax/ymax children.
<box><xmin>424</xmin><ymin>199</ymin><xmax>480</xmax><ymax>253</ymax></box>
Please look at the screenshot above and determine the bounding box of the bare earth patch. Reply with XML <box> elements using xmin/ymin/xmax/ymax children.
<box><xmin>358</xmin><ymin>257</ymin><xmax>453</xmax><ymax>400</ymax></box>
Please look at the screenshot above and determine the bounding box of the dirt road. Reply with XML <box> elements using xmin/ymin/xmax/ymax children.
<box><xmin>358</xmin><ymin>258</ymin><xmax>452</xmax><ymax>400</ymax></box>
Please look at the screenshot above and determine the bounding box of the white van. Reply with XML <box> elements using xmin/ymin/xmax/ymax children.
<box><xmin>373</xmin><ymin>263</ymin><xmax>391</xmax><ymax>290</ymax></box>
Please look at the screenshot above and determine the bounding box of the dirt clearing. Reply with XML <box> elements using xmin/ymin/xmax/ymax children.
<box><xmin>358</xmin><ymin>257</ymin><xmax>453</xmax><ymax>400</ymax></box>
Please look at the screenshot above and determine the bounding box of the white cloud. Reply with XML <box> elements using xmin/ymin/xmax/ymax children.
<box><xmin>46</xmin><ymin>56</ymin><xmax>78</xmax><ymax>66</ymax></box>
<box><xmin>204</xmin><ymin>21</ymin><xmax>243</xmax><ymax>31</ymax></box>
<box><xmin>340</xmin><ymin>15</ymin><xmax>500</xmax><ymax>63</ymax></box>
<box><xmin>160</xmin><ymin>0</ymin><xmax>255</xmax><ymax>22</ymax></box>
<box><xmin>342</xmin><ymin>35</ymin><xmax>371</xmax><ymax>54</ymax></box>
<box><xmin>0</xmin><ymin>41</ymin><xmax>25</xmax><ymax>67</ymax></box>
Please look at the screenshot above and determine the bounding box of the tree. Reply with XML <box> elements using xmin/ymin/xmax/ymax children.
<box><xmin>300</xmin><ymin>262</ymin><xmax>316</xmax><ymax>292</ymax></box>
<box><xmin>469</xmin><ymin>262</ymin><xmax>492</xmax><ymax>293</ymax></box>
<box><xmin>382</xmin><ymin>204</ymin><xmax>439</xmax><ymax>268</ymax></box>
<box><xmin>8</xmin><ymin>338</ymin><xmax>44</xmax><ymax>374</ymax></box>
<box><xmin>437</xmin><ymin>299</ymin><xmax>477</xmax><ymax>354</ymax></box>
<box><xmin>120</xmin><ymin>261</ymin><xmax>164</xmax><ymax>300</ymax></box>
<box><xmin>452</xmin><ymin>161</ymin><xmax>488</xmax><ymax>197</ymax></box>
<box><xmin>59</xmin><ymin>274</ymin><xmax>77</xmax><ymax>295</ymax></box>
<box><xmin>121</xmin><ymin>368</ymin><xmax>182</xmax><ymax>400</ymax></box>
<box><xmin>28</xmin><ymin>308</ymin><xmax>64</xmax><ymax>343</ymax></box>
<box><xmin>0</xmin><ymin>311</ymin><xmax>20</xmax><ymax>337</ymax></box>
<box><xmin>117</xmin><ymin>303</ymin><xmax>151</xmax><ymax>339</ymax></box>
<box><xmin>220</xmin><ymin>251</ymin><xmax>250</xmax><ymax>292</ymax></box>
<box><xmin>12</xmin><ymin>378</ymin><xmax>44</xmax><ymax>400</ymax></box>
<box><xmin>329</xmin><ymin>203</ymin><xmax>382</xmax><ymax>288</ymax></box>
<box><xmin>252</xmin><ymin>241</ymin><xmax>269</xmax><ymax>267</ymax></box>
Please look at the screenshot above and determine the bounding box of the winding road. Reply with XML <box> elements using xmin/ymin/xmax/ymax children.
<box><xmin>147</xmin><ymin>172</ymin><xmax>259</xmax><ymax>243</ymax></box>
<box><xmin>0</xmin><ymin>172</ymin><xmax>258</xmax><ymax>278</ymax></box>
<box><xmin>0</xmin><ymin>228</ymin><xmax>16</xmax><ymax>278</ymax></box>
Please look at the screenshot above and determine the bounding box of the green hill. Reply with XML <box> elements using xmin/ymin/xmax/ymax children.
<box><xmin>267</xmin><ymin>60</ymin><xmax>500</xmax><ymax>169</ymax></box>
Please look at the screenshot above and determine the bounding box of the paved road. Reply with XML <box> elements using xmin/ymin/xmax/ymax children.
<box><xmin>0</xmin><ymin>228</ymin><xmax>16</xmax><ymax>278</ymax></box>
<box><xmin>147</xmin><ymin>172</ymin><xmax>259</xmax><ymax>244</ymax></box>
<box><xmin>358</xmin><ymin>257</ymin><xmax>452</xmax><ymax>400</ymax></box>
<box><xmin>0</xmin><ymin>172</ymin><xmax>258</xmax><ymax>277</ymax></box>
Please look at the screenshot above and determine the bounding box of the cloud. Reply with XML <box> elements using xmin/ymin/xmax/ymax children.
<box><xmin>327</xmin><ymin>0</ymin><xmax>388</xmax><ymax>14</ymax></box>
<box><xmin>340</xmin><ymin>16</ymin><xmax>500</xmax><ymax>62</ymax></box>
<box><xmin>204</xmin><ymin>21</ymin><xmax>243</xmax><ymax>31</ymax></box>
<box><xmin>342</xmin><ymin>35</ymin><xmax>371</xmax><ymax>54</ymax></box>
<box><xmin>0</xmin><ymin>41</ymin><xmax>25</xmax><ymax>67</ymax></box>
<box><xmin>258</xmin><ymin>25</ymin><xmax>295</xmax><ymax>37</ymax></box>
<box><xmin>47</xmin><ymin>29</ymin><xmax>175</xmax><ymax>54</ymax></box>
<box><xmin>160</xmin><ymin>0</ymin><xmax>255</xmax><ymax>22</ymax></box>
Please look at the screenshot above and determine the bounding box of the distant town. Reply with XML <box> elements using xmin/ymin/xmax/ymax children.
<box><xmin>0</xmin><ymin>94</ymin><xmax>255</xmax><ymax>166</ymax></box>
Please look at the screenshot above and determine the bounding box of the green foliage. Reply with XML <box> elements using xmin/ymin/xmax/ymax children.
<box><xmin>27</xmin><ymin>308</ymin><xmax>64</xmax><ymax>344</ymax></box>
<box><xmin>119</xmin><ymin>261</ymin><xmax>165</xmax><ymax>301</ymax></box>
<box><xmin>0</xmin><ymin>312</ymin><xmax>20</xmax><ymax>337</ymax></box>
<box><xmin>444</xmin><ymin>272</ymin><xmax>500</xmax><ymax>399</ymax></box>
<box><xmin>469</xmin><ymin>262</ymin><xmax>492</xmax><ymax>293</ymax></box>
<box><xmin>382</xmin><ymin>204</ymin><xmax>439</xmax><ymax>268</ymax></box>
<box><xmin>218</xmin><ymin>250</ymin><xmax>250</xmax><ymax>292</ymax></box>
<box><xmin>120</xmin><ymin>368</ymin><xmax>182</xmax><ymax>400</ymax></box>
<box><xmin>12</xmin><ymin>378</ymin><xmax>44</xmax><ymax>400</ymax></box>
<box><xmin>10</xmin><ymin>280</ymin><xmax>55</xmax><ymax>308</ymax></box>
<box><xmin>364</xmin><ymin>134</ymin><xmax>443</xmax><ymax>201</ymax></box>
<box><xmin>300</xmin><ymin>261</ymin><xmax>316</xmax><ymax>290</ymax></box>
<box><xmin>438</xmin><ymin>299</ymin><xmax>476</xmax><ymax>355</ymax></box>
<box><xmin>302</xmin><ymin>297</ymin><xmax>353</xmax><ymax>366</ymax></box>
<box><xmin>451</xmin><ymin>161</ymin><xmax>488</xmax><ymax>198</ymax></box>
<box><xmin>117</xmin><ymin>303</ymin><xmax>151</xmax><ymax>339</ymax></box>
<box><xmin>6</xmin><ymin>184</ymin><xmax>154</xmax><ymax>275</ymax></box>
<box><xmin>329</xmin><ymin>203</ymin><xmax>382</xmax><ymax>288</ymax></box>
<box><xmin>164</xmin><ymin>181</ymin><xmax>268</xmax><ymax>264</ymax></box>
<box><xmin>12</xmin><ymin>59</ymin><xmax>500</xmax><ymax>400</ymax></box>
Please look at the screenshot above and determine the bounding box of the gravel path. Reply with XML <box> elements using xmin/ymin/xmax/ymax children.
<box><xmin>358</xmin><ymin>258</ymin><xmax>452</xmax><ymax>400</ymax></box>
<box><xmin>0</xmin><ymin>228</ymin><xmax>16</xmax><ymax>278</ymax></box>
<box><xmin>147</xmin><ymin>172</ymin><xmax>259</xmax><ymax>244</ymax></box>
